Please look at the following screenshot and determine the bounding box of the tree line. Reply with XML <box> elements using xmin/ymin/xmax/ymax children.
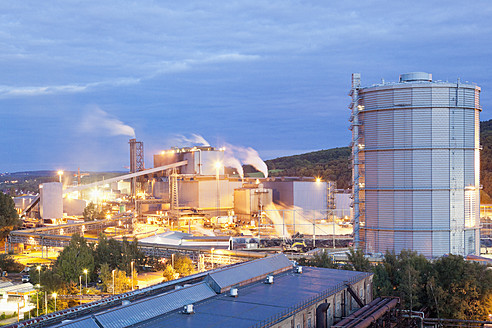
<box><xmin>301</xmin><ymin>248</ymin><xmax>492</xmax><ymax>321</ymax></box>
<box><xmin>27</xmin><ymin>233</ymin><xmax>186</xmax><ymax>315</ymax></box>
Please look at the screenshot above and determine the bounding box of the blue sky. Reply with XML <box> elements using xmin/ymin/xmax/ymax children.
<box><xmin>1</xmin><ymin>1</ymin><xmax>492</xmax><ymax>172</ymax></box>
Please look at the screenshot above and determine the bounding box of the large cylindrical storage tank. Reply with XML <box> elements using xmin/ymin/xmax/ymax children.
<box><xmin>351</xmin><ymin>72</ymin><xmax>481</xmax><ymax>257</ymax></box>
<box><xmin>40</xmin><ymin>182</ymin><xmax>63</xmax><ymax>220</ymax></box>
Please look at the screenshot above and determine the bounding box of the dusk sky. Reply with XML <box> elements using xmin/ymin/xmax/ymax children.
<box><xmin>1</xmin><ymin>1</ymin><xmax>492</xmax><ymax>172</ymax></box>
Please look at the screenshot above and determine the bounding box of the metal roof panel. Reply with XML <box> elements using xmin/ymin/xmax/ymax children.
<box><xmin>95</xmin><ymin>282</ymin><xmax>215</xmax><ymax>328</ymax></box>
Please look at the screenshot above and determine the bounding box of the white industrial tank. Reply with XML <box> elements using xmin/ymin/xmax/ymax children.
<box><xmin>350</xmin><ymin>72</ymin><xmax>481</xmax><ymax>257</ymax></box>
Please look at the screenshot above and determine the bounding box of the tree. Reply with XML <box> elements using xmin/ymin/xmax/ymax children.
<box><xmin>162</xmin><ymin>265</ymin><xmax>178</xmax><ymax>282</ymax></box>
<box><xmin>306</xmin><ymin>250</ymin><xmax>338</xmax><ymax>269</ymax></box>
<box><xmin>94</xmin><ymin>233</ymin><xmax>122</xmax><ymax>271</ymax></box>
<box><xmin>99</xmin><ymin>263</ymin><xmax>131</xmax><ymax>294</ymax></box>
<box><xmin>173</xmin><ymin>255</ymin><xmax>195</xmax><ymax>277</ymax></box>
<box><xmin>345</xmin><ymin>247</ymin><xmax>371</xmax><ymax>272</ymax></box>
<box><xmin>83</xmin><ymin>202</ymin><xmax>104</xmax><ymax>221</ymax></box>
<box><xmin>120</xmin><ymin>237</ymin><xmax>145</xmax><ymax>275</ymax></box>
<box><xmin>0</xmin><ymin>253</ymin><xmax>23</xmax><ymax>272</ymax></box>
<box><xmin>54</xmin><ymin>234</ymin><xmax>95</xmax><ymax>283</ymax></box>
<box><xmin>0</xmin><ymin>191</ymin><xmax>21</xmax><ymax>239</ymax></box>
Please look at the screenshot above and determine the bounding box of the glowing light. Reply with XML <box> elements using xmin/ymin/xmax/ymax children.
<box><xmin>57</xmin><ymin>170</ymin><xmax>63</xmax><ymax>176</ymax></box>
<box><xmin>316</xmin><ymin>178</ymin><xmax>321</xmax><ymax>183</ymax></box>
<box><xmin>215</xmin><ymin>162</ymin><xmax>222</xmax><ymax>169</ymax></box>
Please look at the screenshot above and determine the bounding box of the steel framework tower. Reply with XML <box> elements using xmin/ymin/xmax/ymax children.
<box><xmin>349</xmin><ymin>73</ymin><xmax>364</xmax><ymax>248</ymax></box>
<box><xmin>129</xmin><ymin>138</ymin><xmax>144</xmax><ymax>199</ymax></box>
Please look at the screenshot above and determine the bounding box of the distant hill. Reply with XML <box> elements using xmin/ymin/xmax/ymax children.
<box><xmin>266</xmin><ymin>119</ymin><xmax>492</xmax><ymax>199</ymax></box>
<box><xmin>265</xmin><ymin>147</ymin><xmax>351</xmax><ymax>189</ymax></box>
<box><xmin>480</xmin><ymin>120</ymin><xmax>492</xmax><ymax>202</ymax></box>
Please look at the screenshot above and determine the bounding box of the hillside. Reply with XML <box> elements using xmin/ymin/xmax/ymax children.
<box><xmin>265</xmin><ymin>147</ymin><xmax>351</xmax><ymax>189</ymax></box>
<box><xmin>266</xmin><ymin>119</ymin><xmax>492</xmax><ymax>198</ymax></box>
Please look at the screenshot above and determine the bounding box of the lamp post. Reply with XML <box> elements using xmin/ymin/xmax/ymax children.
<box><xmin>36</xmin><ymin>284</ymin><xmax>40</xmax><ymax>317</ymax></box>
<box><xmin>57</xmin><ymin>170</ymin><xmax>63</xmax><ymax>183</ymax></box>
<box><xmin>112</xmin><ymin>269</ymin><xmax>115</xmax><ymax>295</ymax></box>
<box><xmin>52</xmin><ymin>292</ymin><xmax>57</xmax><ymax>312</ymax></box>
<box><xmin>211</xmin><ymin>248</ymin><xmax>215</xmax><ymax>269</ymax></box>
<box><xmin>131</xmin><ymin>261</ymin><xmax>134</xmax><ymax>291</ymax></box>
<box><xmin>36</xmin><ymin>265</ymin><xmax>41</xmax><ymax>287</ymax></box>
<box><xmin>83</xmin><ymin>269</ymin><xmax>88</xmax><ymax>290</ymax></box>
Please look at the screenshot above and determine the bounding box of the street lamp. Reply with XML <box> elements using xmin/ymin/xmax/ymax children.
<box><xmin>57</xmin><ymin>170</ymin><xmax>63</xmax><ymax>183</ymax></box>
<box><xmin>52</xmin><ymin>292</ymin><xmax>57</xmax><ymax>312</ymax></box>
<box><xmin>211</xmin><ymin>248</ymin><xmax>215</xmax><ymax>269</ymax></box>
<box><xmin>131</xmin><ymin>261</ymin><xmax>134</xmax><ymax>291</ymax></box>
<box><xmin>79</xmin><ymin>275</ymin><xmax>82</xmax><ymax>296</ymax></box>
<box><xmin>112</xmin><ymin>269</ymin><xmax>115</xmax><ymax>295</ymax></box>
<box><xmin>83</xmin><ymin>269</ymin><xmax>88</xmax><ymax>290</ymax></box>
<box><xmin>36</xmin><ymin>265</ymin><xmax>41</xmax><ymax>287</ymax></box>
<box><xmin>35</xmin><ymin>284</ymin><xmax>40</xmax><ymax>317</ymax></box>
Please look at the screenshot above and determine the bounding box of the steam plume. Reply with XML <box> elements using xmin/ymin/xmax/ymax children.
<box><xmin>225</xmin><ymin>144</ymin><xmax>268</xmax><ymax>178</ymax></box>
<box><xmin>81</xmin><ymin>106</ymin><xmax>135</xmax><ymax>137</ymax></box>
<box><xmin>223</xmin><ymin>152</ymin><xmax>244</xmax><ymax>179</ymax></box>
<box><xmin>170</xmin><ymin>134</ymin><xmax>210</xmax><ymax>147</ymax></box>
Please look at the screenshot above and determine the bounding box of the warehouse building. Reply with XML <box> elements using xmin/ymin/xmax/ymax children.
<box><xmin>16</xmin><ymin>254</ymin><xmax>373</xmax><ymax>328</ymax></box>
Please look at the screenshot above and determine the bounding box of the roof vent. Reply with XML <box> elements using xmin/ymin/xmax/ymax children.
<box><xmin>230</xmin><ymin>287</ymin><xmax>238</xmax><ymax>297</ymax></box>
<box><xmin>183</xmin><ymin>304</ymin><xmax>194</xmax><ymax>314</ymax></box>
<box><xmin>399</xmin><ymin>72</ymin><xmax>432</xmax><ymax>83</ymax></box>
<box><xmin>265</xmin><ymin>275</ymin><xmax>274</xmax><ymax>284</ymax></box>
<box><xmin>295</xmin><ymin>266</ymin><xmax>303</xmax><ymax>274</ymax></box>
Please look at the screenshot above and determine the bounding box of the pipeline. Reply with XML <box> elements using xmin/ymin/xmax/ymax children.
<box><xmin>353</xmin><ymin>297</ymin><xmax>399</xmax><ymax>328</ymax></box>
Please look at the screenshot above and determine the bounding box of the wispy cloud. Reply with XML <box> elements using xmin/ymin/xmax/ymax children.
<box><xmin>0</xmin><ymin>52</ymin><xmax>260</xmax><ymax>98</ymax></box>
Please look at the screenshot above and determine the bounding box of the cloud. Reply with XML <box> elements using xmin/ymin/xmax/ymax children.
<box><xmin>0</xmin><ymin>52</ymin><xmax>260</xmax><ymax>99</ymax></box>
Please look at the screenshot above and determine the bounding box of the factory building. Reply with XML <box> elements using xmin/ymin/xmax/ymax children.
<box><xmin>263</xmin><ymin>177</ymin><xmax>329</xmax><ymax>211</ymax></box>
<box><xmin>351</xmin><ymin>72</ymin><xmax>481</xmax><ymax>257</ymax></box>
<box><xmin>234</xmin><ymin>185</ymin><xmax>273</xmax><ymax>220</ymax></box>
<box><xmin>21</xmin><ymin>254</ymin><xmax>374</xmax><ymax>328</ymax></box>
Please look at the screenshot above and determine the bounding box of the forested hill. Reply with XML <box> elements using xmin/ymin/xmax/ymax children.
<box><xmin>265</xmin><ymin>147</ymin><xmax>351</xmax><ymax>189</ymax></box>
<box><xmin>266</xmin><ymin>119</ymin><xmax>492</xmax><ymax>199</ymax></box>
<box><xmin>480</xmin><ymin>120</ymin><xmax>492</xmax><ymax>202</ymax></box>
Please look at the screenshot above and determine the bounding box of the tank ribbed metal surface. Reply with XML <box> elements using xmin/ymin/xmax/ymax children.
<box><xmin>350</xmin><ymin>73</ymin><xmax>481</xmax><ymax>257</ymax></box>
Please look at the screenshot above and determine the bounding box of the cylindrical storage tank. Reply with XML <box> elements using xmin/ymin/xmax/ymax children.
<box><xmin>40</xmin><ymin>182</ymin><xmax>63</xmax><ymax>220</ymax></box>
<box><xmin>351</xmin><ymin>72</ymin><xmax>481</xmax><ymax>257</ymax></box>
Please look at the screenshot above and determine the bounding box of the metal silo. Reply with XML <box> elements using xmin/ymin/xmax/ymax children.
<box><xmin>350</xmin><ymin>72</ymin><xmax>481</xmax><ymax>257</ymax></box>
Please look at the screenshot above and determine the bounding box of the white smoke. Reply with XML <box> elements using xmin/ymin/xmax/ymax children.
<box><xmin>224</xmin><ymin>144</ymin><xmax>268</xmax><ymax>178</ymax></box>
<box><xmin>170</xmin><ymin>134</ymin><xmax>210</xmax><ymax>147</ymax></box>
<box><xmin>81</xmin><ymin>106</ymin><xmax>135</xmax><ymax>138</ymax></box>
<box><xmin>223</xmin><ymin>152</ymin><xmax>244</xmax><ymax>179</ymax></box>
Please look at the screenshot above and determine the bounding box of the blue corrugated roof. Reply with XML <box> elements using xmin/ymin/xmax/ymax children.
<box><xmin>94</xmin><ymin>282</ymin><xmax>216</xmax><ymax>328</ymax></box>
<box><xmin>54</xmin><ymin>317</ymin><xmax>100</xmax><ymax>328</ymax></box>
<box><xmin>137</xmin><ymin>267</ymin><xmax>372</xmax><ymax>328</ymax></box>
<box><xmin>206</xmin><ymin>253</ymin><xmax>292</xmax><ymax>292</ymax></box>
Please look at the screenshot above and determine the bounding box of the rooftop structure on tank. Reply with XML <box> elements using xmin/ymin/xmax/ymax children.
<box><xmin>350</xmin><ymin>72</ymin><xmax>481</xmax><ymax>257</ymax></box>
<box><xmin>154</xmin><ymin>146</ymin><xmax>225</xmax><ymax>176</ymax></box>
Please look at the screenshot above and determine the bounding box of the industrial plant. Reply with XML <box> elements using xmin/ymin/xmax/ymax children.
<box><xmin>11</xmin><ymin>138</ymin><xmax>351</xmax><ymax>259</ymax></box>
<box><xmin>350</xmin><ymin>72</ymin><xmax>481</xmax><ymax>257</ymax></box>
